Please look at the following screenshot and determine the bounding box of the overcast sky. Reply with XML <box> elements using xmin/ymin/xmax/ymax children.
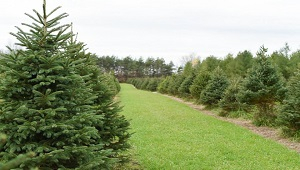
<box><xmin>1</xmin><ymin>0</ymin><xmax>300</xmax><ymax>65</ymax></box>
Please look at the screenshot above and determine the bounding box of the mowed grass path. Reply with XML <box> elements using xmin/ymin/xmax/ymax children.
<box><xmin>119</xmin><ymin>84</ymin><xmax>300</xmax><ymax>170</ymax></box>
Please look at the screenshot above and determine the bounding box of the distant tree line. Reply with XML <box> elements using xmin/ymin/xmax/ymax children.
<box><xmin>97</xmin><ymin>56</ymin><xmax>175</xmax><ymax>82</ymax></box>
<box><xmin>127</xmin><ymin>44</ymin><xmax>300</xmax><ymax>139</ymax></box>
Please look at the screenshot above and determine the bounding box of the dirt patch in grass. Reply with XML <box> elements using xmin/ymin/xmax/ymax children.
<box><xmin>114</xmin><ymin>159</ymin><xmax>142</xmax><ymax>170</ymax></box>
<box><xmin>165</xmin><ymin>95</ymin><xmax>300</xmax><ymax>153</ymax></box>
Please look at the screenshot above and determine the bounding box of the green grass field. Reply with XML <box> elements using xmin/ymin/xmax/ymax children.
<box><xmin>119</xmin><ymin>84</ymin><xmax>300</xmax><ymax>170</ymax></box>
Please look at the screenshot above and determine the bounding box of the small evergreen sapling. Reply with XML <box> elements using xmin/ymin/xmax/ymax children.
<box><xmin>146</xmin><ymin>78</ymin><xmax>161</xmax><ymax>91</ymax></box>
<box><xmin>219</xmin><ymin>77</ymin><xmax>244</xmax><ymax>116</ymax></box>
<box><xmin>169</xmin><ymin>74</ymin><xmax>185</xmax><ymax>96</ymax></box>
<box><xmin>158</xmin><ymin>76</ymin><xmax>171</xmax><ymax>94</ymax></box>
<box><xmin>189</xmin><ymin>71</ymin><xmax>211</xmax><ymax>103</ymax></box>
<box><xmin>178</xmin><ymin>75</ymin><xmax>195</xmax><ymax>98</ymax></box>
<box><xmin>200</xmin><ymin>67</ymin><xmax>229</xmax><ymax>107</ymax></box>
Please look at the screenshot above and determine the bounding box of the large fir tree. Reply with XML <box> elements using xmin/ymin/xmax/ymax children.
<box><xmin>64</xmin><ymin>32</ymin><xmax>130</xmax><ymax>162</ymax></box>
<box><xmin>0</xmin><ymin>1</ymin><xmax>130</xmax><ymax>169</ymax></box>
<box><xmin>238</xmin><ymin>46</ymin><xmax>285</xmax><ymax>126</ymax></box>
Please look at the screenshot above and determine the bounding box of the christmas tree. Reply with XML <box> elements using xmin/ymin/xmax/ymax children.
<box><xmin>65</xmin><ymin>34</ymin><xmax>130</xmax><ymax>162</ymax></box>
<box><xmin>238</xmin><ymin>46</ymin><xmax>285</xmax><ymax>126</ymax></box>
<box><xmin>0</xmin><ymin>0</ymin><xmax>130</xmax><ymax>169</ymax></box>
<box><xmin>189</xmin><ymin>71</ymin><xmax>211</xmax><ymax>103</ymax></box>
<box><xmin>219</xmin><ymin>77</ymin><xmax>243</xmax><ymax>116</ymax></box>
<box><xmin>200</xmin><ymin>67</ymin><xmax>229</xmax><ymax>107</ymax></box>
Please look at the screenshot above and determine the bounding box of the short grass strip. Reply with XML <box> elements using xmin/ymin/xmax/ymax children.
<box><xmin>120</xmin><ymin>84</ymin><xmax>300</xmax><ymax>170</ymax></box>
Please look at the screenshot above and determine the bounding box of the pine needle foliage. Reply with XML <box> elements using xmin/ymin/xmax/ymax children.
<box><xmin>189</xmin><ymin>71</ymin><xmax>211</xmax><ymax>103</ymax></box>
<box><xmin>278</xmin><ymin>69</ymin><xmax>300</xmax><ymax>137</ymax></box>
<box><xmin>200</xmin><ymin>67</ymin><xmax>229</xmax><ymax>107</ymax></box>
<box><xmin>168</xmin><ymin>74</ymin><xmax>185</xmax><ymax>96</ymax></box>
<box><xmin>178</xmin><ymin>75</ymin><xmax>194</xmax><ymax>98</ymax></box>
<box><xmin>0</xmin><ymin>134</ymin><xmax>35</xmax><ymax>170</ymax></box>
<box><xmin>219</xmin><ymin>77</ymin><xmax>242</xmax><ymax>113</ymax></box>
<box><xmin>238</xmin><ymin>46</ymin><xmax>285</xmax><ymax>126</ymax></box>
<box><xmin>157</xmin><ymin>76</ymin><xmax>172</xmax><ymax>94</ymax></box>
<box><xmin>65</xmin><ymin>33</ymin><xmax>131</xmax><ymax>163</ymax></box>
<box><xmin>0</xmin><ymin>1</ymin><xmax>130</xmax><ymax>169</ymax></box>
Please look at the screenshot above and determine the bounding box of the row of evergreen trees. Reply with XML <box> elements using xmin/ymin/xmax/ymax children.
<box><xmin>0</xmin><ymin>1</ymin><xmax>130</xmax><ymax>169</ymax></box>
<box><xmin>129</xmin><ymin>46</ymin><xmax>300</xmax><ymax>138</ymax></box>
<box><xmin>127</xmin><ymin>78</ymin><xmax>163</xmax><ymax>92</ymax></box>
<box><xmin>97</xmin><ymin>56</ymin><xmax>174</xmax><ymax>82</ymax></box>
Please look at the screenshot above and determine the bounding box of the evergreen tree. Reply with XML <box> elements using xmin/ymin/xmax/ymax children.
<box><xmin>145</xmin><ymin>57</ymin><xmax>155</xmax><ymax>77</ymax></box>
<box><xmin>177</xmin><ymin>61</ymin><xmax>195</xmax><ymax>97</ymax></box>
<box><xmin>178</xmin><ymin>75</ymin><xmax>194</xmax><ymax>98</ymax></box>
<box><xmin>278</xmin><ymin>69</ymin><xmax>300</xmax><ymax>137</ymax></box>
<box><xmin>65</xmin><ymin>34</ymin><xmax>130</xmax><ymax>162</ymax></box>
<box><xmin>168</xmin><ymin>74</ymin><xmax>185</xmax><ymax>96</ymax></box>
<box><xmin>233</xmin><ymin>50</ymin><xmax>254</xmax><ymax>77</ymax></box>
<box><xmin>238</xmin><ymin>46</ymin><xmax>285</xmax><ymax>126</ymax></box>
<box><xmin>0</xmin><ymin>1</ymin><xmax>129</xmax><ymax>169</ymax></box>
<box><xmin>270</xmin><ymin>51</ymin><xmax>291</xmax><ymax>80</ymax></box>
<box><xmin>220</xmin><ymin>54</ymin><xmax>235</xmax><ymax>77</ymax></box>
<box><xmin>163</xmin><ymin>61</ymin><xmax>175</xmax><ymax>76</ymax></box>
<box><xmin>97</xmin><ymin>55</ymin><xmax>117</xmax><ymax>73</ymax></box>
<box><xmin>198</xmin><ymin>56</ymin><xmax>221</xmax><ymax>73</ymax></box>
<box><xmin>158</xmin><ymin>76</ymin><xmax>171</xmax><ymax>94</ymax></box>
<box><xmin>189</xmin><ymin>71</ymin><xmax>211</xmax><ymax>102</ymax></box>
<box><xmin>200</xmin><ymin>67</ymin><xmax>229</xmax><ymax>107</ymax></box>
<box><xmin>136</xmin><ymin>57</ymin><xmax>145</xmax><ymax>77</ymax></box>
<box><xmin>182</xmin><ymin>61</ymin><xmax>193</xmax><ymax>77</ymax></box>
<box><xmin>289</xmin><ymin>50</ymin><xmax>300</xmax><ymax>76</ymax></box>
<box><xmin>146</xmin><ymin>78</ymin><xmax>161</xmax><ymax>91</ymax></box>
<box><xmin>219</xmin><ymin>77</ymin><xmax>243</xmax><ymax>115</ymax></box>
<box><xmin>140</xmin><ymin>78</ymin><xmax>150</xmax><ymax>90</ymax></box>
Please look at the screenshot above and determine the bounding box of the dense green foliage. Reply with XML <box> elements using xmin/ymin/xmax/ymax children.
<box><xmin>219</xmin><ymin>77</ymin><xmax>243</xmax><ymax>114</ymax></box>
<box><xmin>97</xmin><ymin>56</ymin><xmax>174</xmax><ymax>82</ymax></box>
<box><xmin>127</xmin><ymin>77</ymin><xmax>163</xmax><ymax>92</ymax></box>
<box><xmin>178</xmin><ymin>75</ymin><xmax>194</xmax><ymax>98</ymax></box>
<box><xmin>200</xmin><ymin>67</ymin><xmax>229</xmax><ymax>106</ymax></box>
<box><xmin>231</xmin><ymin>51</ymin><xmax>254</xmax><ymax>77</ymax></box>
<box><xmin>0</xmin><ymin>134</ymin><xmax>35</xmax><ymax>170</ymax></box>
<box><xmin>189</xmin><ymin>71</ymin><xmax>211</xmax><ymax>102</ymax></box>
<box><xmin>0</xmin><ymin>1</ymin><xmax>130</xmax><ymax>169</ymax></box>
<box><xmin>3</xmin><ymin>1</ymin><xmax>300</xmax><ymax>169</ymax></box>
<box><xmin>278</xmin><ymin>69</ymin><xmax>300</xmax><ymax>137</ymax></box>
<box><xmin>157</xmin><ymin>76</ymin><xmax>172</xmax><ymax>94</ymax></box>
<box><xmin>238</xmin><ymin>47</ymin><xmax>285</xmax><ymax>126</ymax></box>
<box><xmin>120</xmin><ymin>84</ymin><xmax>300</xmax><ymax>169</ymax></box>
<box><xmin>127</xmin><ymin>44</ymin><xmax>300</xmax><ymax>137</ymax></box>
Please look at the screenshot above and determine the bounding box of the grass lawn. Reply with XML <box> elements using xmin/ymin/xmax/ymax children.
<box><xmin>119</xmin><ymin>84</ymin><xmax>300</xmax><ymax>170</ymax></box>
